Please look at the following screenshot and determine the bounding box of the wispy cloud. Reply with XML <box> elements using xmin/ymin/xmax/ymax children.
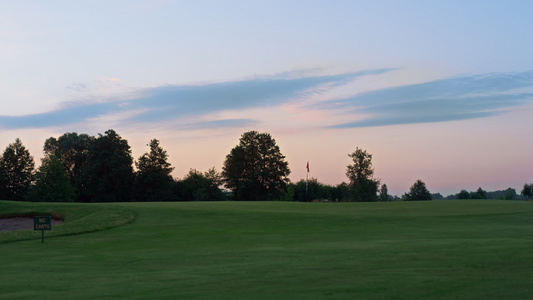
<box><xmin>324</xmin><ymin>71</ymin><xmax>533</xmax><ymax>128</ymax></box>
<box><xmin>0</xmin><ymin>69</ymin><xmax>393</xmax><ymax>130</ymax></box>
<box><xmin>3</xmin><ymin>69</ymin><xmax>530</xmax><ymax>131</ymax></box>
<box><xmin>0</xmin><ymin>102</ymin><xmax>119</xmax><ymax>129</ymax></box>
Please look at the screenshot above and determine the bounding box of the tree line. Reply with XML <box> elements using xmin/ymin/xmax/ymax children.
<box><xmin>434</xmin><ymin>186</ymin><xmax>530</xmax><ymax>201</ymax></box>
<box><xmin>0</xmin><ymin>129</ymin><xmax>530</xmax><ymax>202</ymax></box>
<box><xmin>0</xmin><ymin>130</ymin><xmax>225</xmax><ymax>202</ymax></box>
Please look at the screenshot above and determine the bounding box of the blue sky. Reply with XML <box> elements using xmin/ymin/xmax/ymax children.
<box><xmin>1</xmin><ymin>0</ymin><xmax>532</xmax><ymax>196</ymax></box>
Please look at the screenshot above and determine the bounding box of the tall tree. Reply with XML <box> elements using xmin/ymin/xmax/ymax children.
<box><xmin>404</xmin><ymin>179</ymin><xmax>432</xmax><ymax>201</ymax></box>
<box><xmin>222</xmin><ymin>131</ymin><xmax>290</xmax><ymax>201</ymax></box>
<box><xmin>346</xmin><ymin>148</ymin><xmax>379</xmax><ymax>202</ymax></box>
<box><xmin>134</xmin><ymin>139</ymin><xmax>175</xmax><ymax>201</ymax></box>
<box><xmin>26</xmin><ymin>156</ymin><xmax>75</xmax><ymax>202</ymax></box>
<box><xmin>379</xmin><ymin>183</ymin><xmax>390</xmax><ymax>201</ymax></box>
<box><xmin>43</xmin><ymin>132</ymin><xmax>94</xmax><ymax>201</ymax></box>
<box><xmin>0</xmin><ymin>138</ymin><xmax>35</xmax><ymax>200</ymax></box>
<box><xmin>81</xmin><ymin>129</ymin><xmax>134</xmax><ymax>202</ymax></box>
<box><xmin>222</xmin><ymin>145</ymin><xmax>246</xmax><ymax>199</ymax></box>
<box><xmin>521</xmin><ymin>183</ymin><xmax>532</xmax><ymax>200</ymax></box>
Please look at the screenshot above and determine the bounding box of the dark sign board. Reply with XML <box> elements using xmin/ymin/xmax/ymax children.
<box><xmin>34</xmin><ymin>216</ymin><xmax>52</xmax><ymax>231</ymax></box>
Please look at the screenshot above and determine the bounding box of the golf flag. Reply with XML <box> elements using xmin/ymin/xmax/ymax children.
<box><xmin>306</xmin><ymin>161</ymin><xmax>309</xmax><ymax>173</ymax></box>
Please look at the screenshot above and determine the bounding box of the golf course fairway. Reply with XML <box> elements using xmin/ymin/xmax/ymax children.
<box><xmin>1</xmin><ymin>200</ymin><xmax>533</xmax><ymax>299</ymax></box>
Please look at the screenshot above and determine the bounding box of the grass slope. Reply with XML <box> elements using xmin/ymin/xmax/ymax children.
<box><xmin>1</xmin><ymin>200</ymin><xmax>533</xmax><ymax>299</ymax></box>
<box><xmin>0</xmin><ymin>201</ymin><xmax>135</xmax><ymax>243</ymax></box>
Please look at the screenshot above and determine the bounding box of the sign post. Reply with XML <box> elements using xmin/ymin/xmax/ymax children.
<box><xmin>34</xmin><ymin>216</ymin><xmax>52</xmax><ymax>243</ymax></box>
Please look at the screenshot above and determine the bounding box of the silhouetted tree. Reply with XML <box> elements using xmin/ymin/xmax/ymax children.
<box><xmin>292</xmin><ymin>178</ymin><xmax>333</xmax><ymax>202</ymax></box>
<box><xmin>43</xmin><ymin>132</ymin><xmax>94</xmax><ymax>200</ymax></box>
<box><xmin>346</xmin><ymin>148</ymin><xmax>379</xmax><ymax>202</ymax></box>
<box><xmin>222</xmin><ymin>131</ymin><xmax>290</xmax><ymax>201</ymax></box>
<box><xmin>26</xmin><ymin>156</ymin><xmax>75</xmax><ymax>202</ymax></box>
<box><xmin>332</xmin><ymin>182</ymin><xmax>351</xmax><ymax>202</ymax></box>
<box><xmin>177</xmin><ymin>168</ymin><xmax>225</xmax><ymax>201</ymax></box>
<box><xmin>282</xmin><ymin>183</ymin><xmax>295</xmax><ymax>201</ymax></box>
<box><xmin>469</xmin><ymin>187</ymin><xmax>487</xmax><ymax>199</ymax></box>
<box><xmin>134</xmin><ymin>139</ymin><xmax>175</xmax><ymax>201</ymax></box>
<box><xmin>457</xmin><ymin>189</ymin><xmax>470</xmax><ymax>199</ymax></box>
<box><xmin>476</xmin><ymin>187</ymin><xmax>487</xmax><ymax>199</ymax></box>
<box><xmin>0</xmin><ymin>138</ymin><xmax>34</xmax><ymax>200</ymax></box>
<box><xmin>404</xmin><ymin>179</ymin><xmax>431</xmax><ymax>201</ymax></box>
<box><xmin>521</xmin><ymin>183</ymin><xmax>532</xmax><ymax>200</ymax></box>
<box><xmin>504</xmin><ymin>188</ymin><xmax>517</xmax><ymax>200</ymax></box>
<box><xmin>379</xmin><ymin>183</ymin><xmax>390</xmax><ymax>201</ymax></box>
<box><xmin>485</xmin><ymin>188</ymin><xmax>516</xmax><ymax>200</ymax></box>
<box><xmin>431</xmin><ymin>193</ymin><xmax>444</xmax><ymax>200</ymax></box>
<box><xmin>81</xmin><ymin>129</ymin><xmax>134</xmax><ymax>202</ymax></box>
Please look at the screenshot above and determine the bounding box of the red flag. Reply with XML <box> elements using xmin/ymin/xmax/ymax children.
<box><xmin>306</xmin><ymin>161</ymin><xmax>309</xmax><ymax>173</ymax></box>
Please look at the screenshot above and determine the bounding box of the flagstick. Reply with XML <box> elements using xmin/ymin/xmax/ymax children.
<box><xmin>306</xmin><ymin>161</ymin><xmax>309</xmax><ymax>202</ymax></box>
<box><xmin>306</xmin><ymin>171</ymin><xmax>308</xmax><ymax>202</ymax></box>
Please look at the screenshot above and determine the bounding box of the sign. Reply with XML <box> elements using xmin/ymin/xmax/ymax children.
<box><xmin>34</xmin><ymin>216</ymin><xmax>52</xmax><ymax>231</ymax></box>
<box><xmin>34</xmin><ymin>216</ymin><xmax>52</xmax><ymax>243</ymax></box>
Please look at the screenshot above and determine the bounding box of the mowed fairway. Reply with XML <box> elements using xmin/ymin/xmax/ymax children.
<box><xmin>2</xmin><ymin>200</ymin><xmax>533</xmax><ymax>299</ymax></box>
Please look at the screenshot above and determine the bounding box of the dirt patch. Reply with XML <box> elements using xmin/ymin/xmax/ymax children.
<box><xmin>0</xmin><ymin>217</ymin><xmax>64</xmax><ymax>232</ymax></box>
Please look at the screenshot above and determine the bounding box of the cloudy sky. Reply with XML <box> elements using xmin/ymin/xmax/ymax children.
<box><xmin>1</xmin><ymin>0</ymin><xmax>532</xmax><ymax>196</ymax></box>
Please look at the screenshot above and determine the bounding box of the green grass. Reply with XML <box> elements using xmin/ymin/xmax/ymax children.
<box><xmin>1</xmin><ymin>200</ymin><xmax>533</xmax><ymax>299</ymax></box>
<box><xmin>0</xmin><ymin>201</ymin><xmax>135</xmax><ymax>243</ymax></box>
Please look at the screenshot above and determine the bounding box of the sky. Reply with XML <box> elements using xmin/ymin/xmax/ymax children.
<box><xmin>1</xmin><ymin>0</ymin><xmax>532</xmax><ymax>196</ymax></box>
